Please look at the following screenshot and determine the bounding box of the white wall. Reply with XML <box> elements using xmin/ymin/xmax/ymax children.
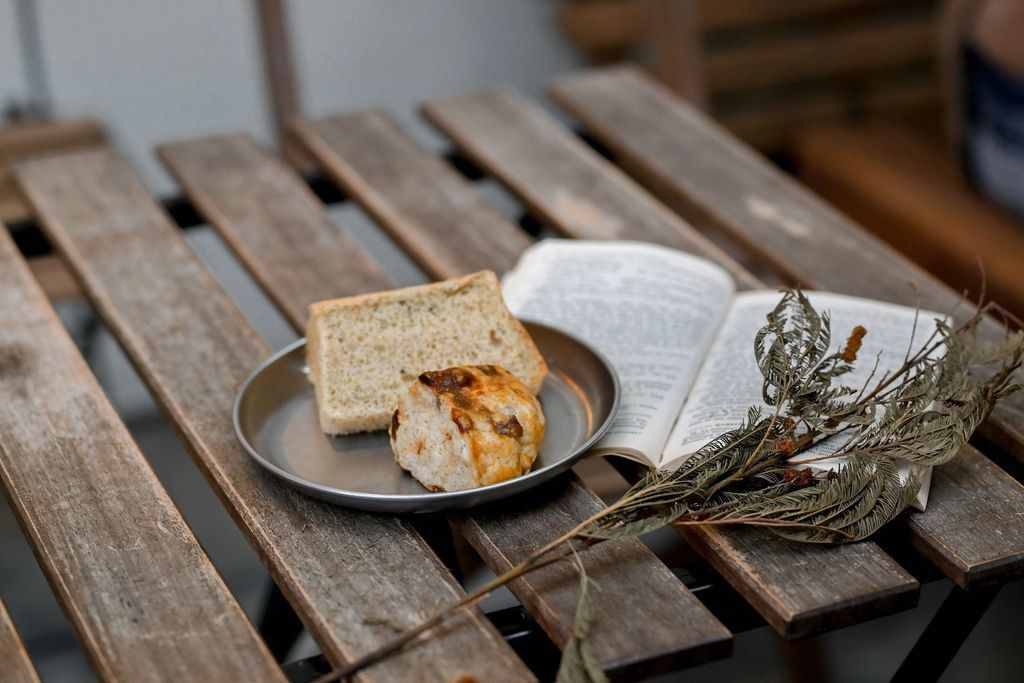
<box><xmin>1</xmin><ymin>0</ymin><xmax>583</xmax><ymax>195</ymax></box>
<box><xmin>0</xmin><ymin>1</ymin><xmax>25</xmax><ymax>102</ymax></box>
<box><xmin>293</xmin><ymin>0</ymin><xmax>583</xmax><ymax>146</ymax></box>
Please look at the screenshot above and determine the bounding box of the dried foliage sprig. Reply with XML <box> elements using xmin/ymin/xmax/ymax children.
<box><xmin>313</xmin><ymin>290</ymin><xmax>1023</xmax><ymax>683</ymax></box>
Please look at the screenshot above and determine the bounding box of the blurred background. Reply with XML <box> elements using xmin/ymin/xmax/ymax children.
<box><xmin>3</xmin><ymin>1</ymin><xmax>1023</xmax><ymax>681</ymax></box>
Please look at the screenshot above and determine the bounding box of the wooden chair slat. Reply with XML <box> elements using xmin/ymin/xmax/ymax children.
<box><xmin>792</xmin><ymin>123</ymin><xmax>1024</xmax><ymax>322</ymax></box>
<box><xmin>0</xmin><ymin>599</ymin><xmax>42</xmax><ymax>683</ymax></box>
<box><xmin>163</xmin><ymin>130</ymin><xmax>732</xmax><ymax>678</ymax></box>
<box><xmin>14</xmin><ymin>149</ymin><xmax>533</xmax><ymax>683</ymax></box>
<box><xmin>292</xmin><ymin>111</ymin><xmax>531</xmax><ymax>278</ymax></box>
<box><xmin>719</xmin><ymin>81</ymin><xmax>940</xmax><ymax>152</ymax></box>
<box><xmin>699</xmin><ymin>0</ymin><xmax>889</xmax><ymax>31</ymax></box>
<box><xmin>550</xmin><ymin>66</ymin><xmax>1024</xmax><ymax>588</ymax></box>
<box><xmin>158</xmin><ymin>133</ymin><xmax>391</xmax><ymax>330</ymax></box>
<box><xmin>0</xmin><ymin>230</ymin><xmax>285</xmax><ymax>682</ymax></box>
<box><xmin>419</xmin><ymin>89</ymin><xmax>919</xmax><ymax>637</ymax></box>
<box><xmin>704</xmin><ymin>17</ymin><xmax>934</xmax><ymax>93</ymax></box>
<box><xmin>558</xmin><ymin>0</ymin><xmax>888</xmax><ymax>55</ymax></box>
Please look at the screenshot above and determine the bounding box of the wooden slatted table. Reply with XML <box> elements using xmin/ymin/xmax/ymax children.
<box><xmin>2</xmin><ymin>66</ymin><xmax>1022</xmax><ymax>681</ymax></box>
<box><xmin>159</xmin><ymin>131</ymin><xmax>731</xmax><ymax>678</ymax></box>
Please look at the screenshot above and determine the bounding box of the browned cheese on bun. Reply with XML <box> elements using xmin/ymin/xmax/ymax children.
<box><xmin>390</xmin><ymin>365</ymin><xmax>545</xmax><ymax>491</ymax></box>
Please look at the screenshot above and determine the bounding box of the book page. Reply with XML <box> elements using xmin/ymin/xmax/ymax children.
<box><xmin>502</xmin><ymin>240</ymin><xmax>735</xmax><ymax>466</ymax></box>
<box><xmin>661</xmin><ymin>290</ymin><xmax>941</xmax><ymax>509</ymax></box>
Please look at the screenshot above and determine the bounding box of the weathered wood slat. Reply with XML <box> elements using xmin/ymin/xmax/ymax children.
<box><xmin>157</xmin><ymin>133</ymin><xmax>391</xmax><ymax>330</ymax></box>
<box><xmin>550</xmin><ymin>66</ymin><xmax>1024</xmax><ymax>588</ymax></box>
<box><xmin>0</xmin><ymin>599</ymin><xmax>42</xmax><ymax>683</ymax></box>
<box><xmin>164</xmin><ymin>130</ymin><xmax>732</xmax><ymax>677</ymax></box>
<box><xmin>421</xmin><ymin>91</ymin><xmax>758</xmax><ymax>290</ymax></box>
<box><xmin>0</xmin><ymin>118</ymin><xmax>105</xmax><ymax>163</ymax></box>
<box><xmin>0</xmin><ymin>229</ymin><xmax>286</xmax><ymax>682</ymax></box>
<box><xmin>421</xmin><ymin>90</ymin><xmax>919</xmax><ymax>637</ymax></box>
<box><xmin>911</xmin><ymin>456</ymin><xmax>1024</xmax><ymax>587</ymax></box>
<box><xmin>452</xmin><ymin>479</ymin><xmax>731</xmax><ymax>679</ymax></box>
<box><xmin>14</xmin><ymin>149</ymin><xmax>533</xmax><ymax>683</ymax></box>
<box><xmin>292</xmin><ymin>111</ymin><xmax>531</xmax><ymax>278</ymax></box>
<box><xmin>0</xmin><ymin>119</ymin><xmax>107</xmax><ymax>223</ymax></box>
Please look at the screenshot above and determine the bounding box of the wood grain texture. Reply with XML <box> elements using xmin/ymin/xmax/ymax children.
<box><xmin>157</xmin><ymin>133</ymin><xmax>391</xmax><ymax>330</ymax></box>
<box><xmin>292</xmin><ymin>110</ymin><xmax>532</xmax><ymax>278</ymax></box>
<box><xmin>683</xmin><ymin>524</ymin><xmax>917</xmax><ymax>638</ymax></box>
<box><xmin>178</xmin><ymin>123</ymin><xmax>732</xmax><ymax>677</ymax></box>
<box><xmin>453</xmin><ymin>479</ymin><xmax>731</xmax><ymax>679</ymax></box>
<box><xmin>0</xmin><ymin>599</ymin><xmax>42</xmax><ymax>683</ymax></box>
<box><xmin>421</xmin><ymin>90</ymin><xmax>759</xmax><ymax>290</ymax></box>
<box><xmin>550</xmin><ymin>66</ymin><xmax>1024</xmax><ymax>588</ymax></box>
<box><xmin>14</xmin><ymin>149</ymin><xmax>533</xmax><ymax>683</ymax></box>
<box><xmin>420</xmin><ymin>90</ymin><xmax>919</xmax><ymax>637</ymax></box>
<box><xmin>0</xmin><ymin>230</ymin><xmax>286</xmax><ymax>682</ymax></box>
<box><xmin>908</xmin><ymin>451</ymin><xmax>1024</xmax><ymax>588</ymax></box>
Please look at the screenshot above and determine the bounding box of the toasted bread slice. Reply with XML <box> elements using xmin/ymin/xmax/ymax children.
<box><xmin>306</xmin><ymin>271</ymin><xmax>547</xmax><ymax>435</ymax></box>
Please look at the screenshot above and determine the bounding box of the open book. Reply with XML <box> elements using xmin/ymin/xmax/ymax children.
<box><xmin>502</xmin><ymin>240</ymin><xmax>937</xmax><ymax>510</ymax></box>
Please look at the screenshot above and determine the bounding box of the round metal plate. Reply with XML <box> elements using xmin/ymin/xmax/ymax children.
<box><xmin>233</xmin><ymin>321</ymin><xmax>619</xmax><ymax>513</ymax></box>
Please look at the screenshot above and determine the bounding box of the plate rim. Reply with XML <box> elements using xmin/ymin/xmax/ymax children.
<box><xmin>232</xmin><ymin>320</ymin><xmax>620</xmax><ymax>510</ymax></box>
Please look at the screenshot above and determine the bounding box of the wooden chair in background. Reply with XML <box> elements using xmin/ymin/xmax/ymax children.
<box><xmin>561</xmin><ymin>0</ymin><xmax>1024</xmax><ymax>323</ymax></box>
<box><xmin>559</xmin><ymin>0</ymin><xmax>944</xmax><ymax>150</ymax></box>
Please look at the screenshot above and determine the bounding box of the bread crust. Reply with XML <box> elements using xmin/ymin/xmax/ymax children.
<box><xmin>306</xmin><ymin>270</ymin><xmax>548</xmax><ymax>435</ymax></box>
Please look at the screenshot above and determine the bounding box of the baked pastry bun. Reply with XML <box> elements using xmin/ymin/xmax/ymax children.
<box><xmin>390</xmin><ymin>365</ymin><xmax>545</xmax><ymax>491</ymax></box>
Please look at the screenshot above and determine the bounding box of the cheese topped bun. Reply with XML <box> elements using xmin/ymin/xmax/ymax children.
<box><xmin>390</xmin><ymin>365</ymin><xmax>545</xmax><ymax>491</ymax></box>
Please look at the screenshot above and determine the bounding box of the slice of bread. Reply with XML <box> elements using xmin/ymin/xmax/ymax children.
<box><xmin>306</xmin><ymin>271</ymin><xmax>548</xmax><ymax>435</ymax></box>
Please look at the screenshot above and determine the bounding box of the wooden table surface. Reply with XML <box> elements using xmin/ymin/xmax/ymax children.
<box><xmin>2</xmin><ymin>67</ymin><xmax>1022</xmax><ymax>681</ymax></box>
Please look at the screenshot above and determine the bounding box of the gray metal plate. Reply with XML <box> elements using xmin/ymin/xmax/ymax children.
<box><xmin>234</xmin><ymin>321</ymin><xmax>619</xmax><ymax>512</ymax></box>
